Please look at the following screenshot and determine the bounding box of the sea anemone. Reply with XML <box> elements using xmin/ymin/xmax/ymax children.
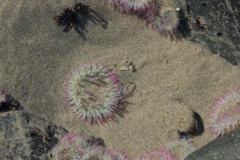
<box><xmin>51</xmin><ymin>133</ymin><xmax>89</xmax><ymax>159</ymax></box>
<box><xmin>108</xmin><ymin>0</ymin><xmax>123</xmax><ymax>5</ymax></box>
<box><xmin>137</xmin><ymin>5</ymin><xmax>159</xmax><ymax>24</ymax></box>
<box><xmin>138</xmin><ymin>148</ymin><xmax>179</xmax><ymax>160</ymax></box>
<box><xmin>51</xmin><ymin>133</ymin><xmax>109</xmax><ymax>160</ymax></box>
<box><xmin>166</xmin><ymin>138</ymin><xmax>197</xmax><ymax>160</ymax></box>
<box><xmin>159</xmin><ymin>101</ymin><xmax>195</xmax><ymax>139</ymax></box>
<box><xmin>109</xmin><ymin>150</ymin><xmax>132</xmax><ymax>160</ymax></box>
<box><xmin>64</xmin><ymin>63</ymin><xmax>129</xmax><ymax>125</ymax></box>
<box><xmin>208</xmin><ymin>87</ymin><xmax>240</xmax><ymax>137</ymax></box>
<box><xmin>121</xmin><ymin>0</ymin><xmax>156</xmax><ymax>13</ymax></box>
<box><xmin>152</xmin><ymin>7</ymin><xmax>179</xmax><ymax>36</ymax></box>
<box><xmin>0</xmin><ymin>90</ymin><xmax>8</xmax><ymax>104</ymax></box>
<box><xmin>108</xmin><ymin>0</ymin><xmax>128</xmax><ymax>14</ymax></box>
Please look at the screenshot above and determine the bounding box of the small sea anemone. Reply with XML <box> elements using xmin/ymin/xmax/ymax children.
<box><xmin>208</xmin><ymin>87</ymin><xmax>240</xmax><ymax>137</ymax></box>
<box><xmin>166</xmin><ymin>138</ymin><xmax>197</xmax><ymax>159</ymax></box>
<box><xmin>0</xmin><ymin>90</ymin><xmax>8</xmax><ymax>104</ymax></box>
<box><xmin>138</xmin><ymin>148</ymin><xmax>179</xmax><ymax>160</ymax></box>
<box><xmin>159</xmin><ymin>101</ymin><xmax>195</xmax><ymax>138</ymax></box>
<box><xmin>51</xmin><ymin>133</ymin><xmax>88</xmax><ymax>159</ymax></box>
<box><xmin>51</xmin><ymin>133</ymin><xmax>108</xmax><ymax>160</ymax></box>
<box><xmin>64</xmin><ymin>63</ymin><xmax>129</xmax><ymax>125</ymax></box>
<box><xmin>109</xmin><ymin>150</ymin><xmax>132</xmax><ymax>160</ymax></box>
<box><xmin>152</xmin><ymin>7</ymin><xmax>179</xmax><ymax>36</ymax></box>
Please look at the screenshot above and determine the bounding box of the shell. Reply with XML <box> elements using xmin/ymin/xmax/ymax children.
<box><xmin>120</xmin><ymin>66</ymin><xmax>129</xmax><ymax>71</ymax></box>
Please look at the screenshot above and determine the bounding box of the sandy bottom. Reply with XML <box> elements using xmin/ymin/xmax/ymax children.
<box><xmin>1</xmin><ymin>0</ymin><xmax>240</xmax><ymax>159</ymax></box>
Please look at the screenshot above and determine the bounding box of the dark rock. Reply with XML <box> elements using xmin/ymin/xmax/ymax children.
<box><xmin>185</xmin><ymin>128</ymin><xmax>240</xmax><ymax>160</ymax></box>
<box><xmin>0</xmin><ymin>110</ymin><xmax>68</xmax><ymax>159</ymax></box>
<box><xmin>182</xmin><ymin>0</ymin><xmax>240</xmax><ymax>65</ymax></box>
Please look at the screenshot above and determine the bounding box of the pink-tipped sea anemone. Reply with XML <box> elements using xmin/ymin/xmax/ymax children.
<box><xmin>0</xmin><ymin>90</ymin><xmax>8</xmax><ymax>104</ymax></box>
<box><xmin>51</xmin><ymin>133</ymin><xmax>111</xmax><ymax>160</ymax></box>
<box><xmin>110</xmin><ymin>150</ymin><xmax>132</xmax><ymax>160</ymax></box>
<box><xmin>208</xmin><ymin>87</ymin><xmax>240</xmax><ymax>137</ymax></box>
<box><xmin>137</xmin><ymin>4</ymin><xmax>159</xmax><ymax>24</ymax></box>
<box><xmin>166</xmin><ymin>138</ymin><xmax>197</xmax><ymax>160</ymax></box>
<box><xmin>64</xmin><ymin>63</ymin><xmax>129</xmax><ymax>125</ymax></box>
<box><xmin>121</xmin><ymin>0</ymin><xmax>155</xmax><ymax>13</ymax></box>
<box><xmin>152</xmin><ymin>7</ymin><xmax>179</xmax><ymax>36</ymax></box>
<box><xmin>138</xmin><ymin>148</ymin><xmax>179</xmax><ymax>160</ymax></box>
<box><xmin>109</xmin><ymin>0</ymin><xmax>157</xmax><ymax>14</ymax></box>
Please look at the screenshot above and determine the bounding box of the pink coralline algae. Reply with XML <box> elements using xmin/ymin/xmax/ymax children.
<box><xmin>64</xmin><ymin>63</ymin><xmax>130</xmax><ymax>125</ymax></box>
<box><xmin>208</xmin><ymin>87</ymin><xmax>240</xmax><ymax>137</ymax></box>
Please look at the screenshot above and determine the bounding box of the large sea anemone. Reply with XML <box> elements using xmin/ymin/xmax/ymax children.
<box><xmin>64</xmin><ymin>63</ymin><xmax>129</xmax><ymax>125</ymax></box>
<box><xmin>121</xmin><ymin>0</ymin><xmax>155</xmax><ymax>13</ymax></box>
<box><xmin>109</xmin><ymin>0</ymin><xmax>157</xmax><ymax>14</ymax></box>
<box><xmin>208</xmin><ymin>87</ymin><xmax>240</xmax><ymax>137</ymax></box>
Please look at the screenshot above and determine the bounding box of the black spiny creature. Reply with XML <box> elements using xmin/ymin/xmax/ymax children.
<box><xmin>53</xmin><ymin>3</ymin><xmax>90</xmax><ymax>32</ymax></box>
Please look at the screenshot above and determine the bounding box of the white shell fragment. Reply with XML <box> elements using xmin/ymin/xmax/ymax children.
<box><xmin>120</xmin><ymin>66</ymin><xmax>129</xmax><ymax>71</ymax></box>
<box><xmin>129</xmin><ymin>65</ymin><xmax>136</xmax><ymax>72</ymax></box>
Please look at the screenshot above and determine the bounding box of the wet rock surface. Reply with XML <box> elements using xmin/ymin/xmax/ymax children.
<box><xmin>185</xmin><ymin>128</ymin><xmax>240</xmax><ymax>160</ymax></box>
<box><xmin>0</xmin><ymin>110</ymin><xmax>68</xmax><ymax>159</ymax></box>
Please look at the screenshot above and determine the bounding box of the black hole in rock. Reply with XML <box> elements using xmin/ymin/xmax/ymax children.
<box><xmin>217</xmin><ymin>31</ymin><xmax>222</xmax><ymax>36</ymax></box>
<box><xmin>202</xmin><ymin>2</ymin><xmax>206</xmax><ymax>6</ymax></box>
<box><xmin>30</xmin><ymin>132</ymin><xmax>38</xmax><ymax>137</ymax></box>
